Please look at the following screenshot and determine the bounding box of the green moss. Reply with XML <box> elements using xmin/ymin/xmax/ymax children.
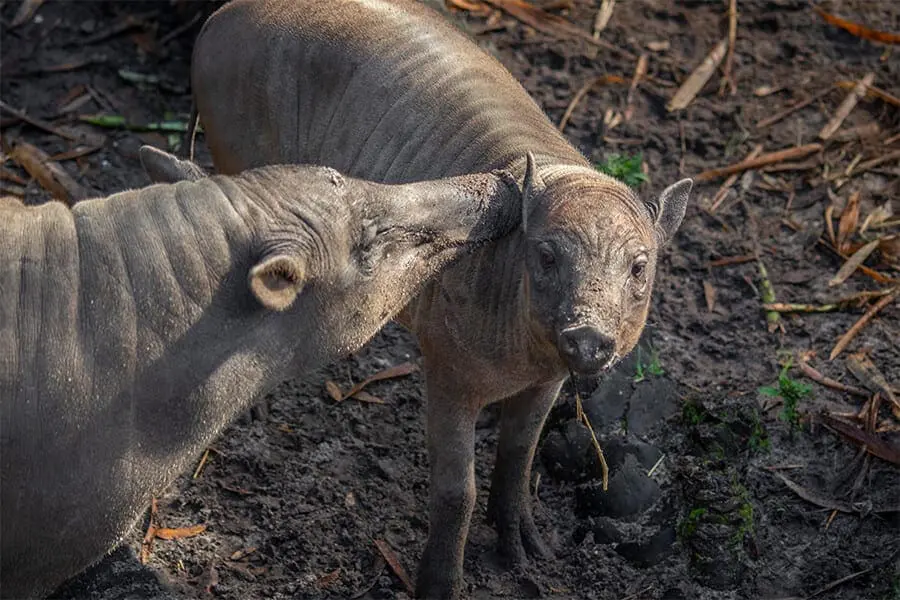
<box><xmin>679</xmin><ymin>507</ymin><xmax>708</xmax><ymax>540</ymax></box>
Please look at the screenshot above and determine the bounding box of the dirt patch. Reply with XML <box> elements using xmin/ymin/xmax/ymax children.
<box><xmin>3</xmin><ymin>0</ymin><xmax>899</xmax><ymax>598</ymax></box>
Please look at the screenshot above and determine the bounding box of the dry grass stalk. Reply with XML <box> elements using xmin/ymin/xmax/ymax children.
<box><xmin>710</xmin><ymin>144</ymin><xmax>763</xmax><ymax>212</ymax></box>
<box><xmin>830</xmin><ymin>288</ymin><xmax>899</xmax><ymax>360</ymax></box>
<box><xmin>592</xmin><ymin>0</ymin><xmax>615</xmax><ymax>35</ymax></box>
<box><xmin>574</xmin><ymin>389</ymin><xmax>609</xmax><ymax>491</ymax></box>
<box><xmin>624</xmin><ymin>54</ymin><xmax>648</xmax><ymax>121</ymax></box>
<box><xmin>835</xmin><ymin>80</ymin><xmax>900</xmax><ymax>108</ymax></box>
<box><xmin>695</xmin><ymin>143</ymin><xmax>822</xmax><ymax>182</ymax></box>
<box><xmin>819</xmin><ymin>72</ymin><xmax>875</xmax><ymax>140</ymax></box>
<box><xmin>667</xmin><ymin>38</ymin><xmax>728</xmax><ymax>111</ymax></box>
<box><xmin>557</xmin><ymin>75</ymin><xmax>625</xmax><ymax>131</ymax></box>
<box><xmin>719</xmin><ymin>0</ymin><xmax>738</xmax><ymax>96</ymax></box>
<box><xmin>828</xmin><ymin>239</ymin><xmax>880</xmax><ymax>287</ymax></box>
<box><xmin>756</xmin><ymin>88</ymin><xmax>832</xmax><ymax>129</ymax></box>
<box><xmin>849</xmin><ymin>149</ymin><xmax>900</xmax><ymax>177</ymax></box>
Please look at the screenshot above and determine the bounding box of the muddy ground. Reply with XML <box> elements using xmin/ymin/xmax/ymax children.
<box><xmin>2</xmin><ymin>0</ymin><xmax>899</xmax><ymax>598</ymax></box>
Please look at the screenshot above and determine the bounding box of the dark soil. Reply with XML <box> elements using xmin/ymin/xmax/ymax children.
<box><xmin>3</xmin><ymin>1</ymin><xmax>899</xmax><ymax>599</ymax></box>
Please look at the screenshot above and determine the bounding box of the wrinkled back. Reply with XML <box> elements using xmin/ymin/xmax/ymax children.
<box><xmin>193</xmin><ymin>0</ymin><xmax>586</xmax><ymax>181</ymax></box>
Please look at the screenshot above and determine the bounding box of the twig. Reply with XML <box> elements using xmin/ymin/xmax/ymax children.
<box><xmin>192</xmin><ymin>449</ymin><xmax>210</xmax><ymax>479</ymax></box>
<box><xmin>756</xmin><ymin>88</ymin><xmax>832</xmax><ymax>129</ymax></box>
<box><xmin>710</xmin><ymin>144</ymin><xmax>763</xmax><ymax>212</ymax></box>
<box><xmin>796</xmin><ymin>358</ymin><xmax>869</xmax><ymax>397</ymax></box>
<box><xmin>835</xmin><ymin>80</ymin><xmax>900</xmax><ymax>109</ymax></box>
<box><xmin>763</xmin><ymin>302</ymin><xmax>838</xmax><ymax>313</ymax></box>
<box><xmin>718</xmin><ymin>0</ymin><xmax>738</xmax><ymax>96</ymax></box>
<box><xmin>646</xmin><ymin>454</ymin><xmax>665</xmax><ymax>477</ymax></box>
<box><xmin>695</xmin><ymin>144</ymin><xmax>822</xmax><ymax>182</ymax></box>
<box><xmin>592</xmin><ymin>0</ymin><xmax>615</xmax><ymax>35</ymax></box>
<box><xmin>482</xmin><ymin>0</ymin><xmax>636</xmax><ymax>60</ymax></box>
<box><xmin>0</xmin><ymin>100</ymin><xmax>100</xmax><ymax>145</ymax></box>
<box><xmin>624</xmin><ymin>54</ymin><xmax>648</xmax><ymax>121</ymax></box>
<box><xmin>558</xmin><ymin>75</ymin><xmax>625</xmax><ymax>131</ymax></box>
<box><xmin>709</xmin><ymin>254</ymin><xmax>757</xmax><ymax>267</ymax></box>
<box><xmin>805</xmin><ymin>566</ymin><xmax>876</xmax><ymax>600</ymax></box>
<box><xmin>830</xmin><ymin>288</ymin><xmax>899</xmax><ymax>360</ymax></box>
<box><xmin>574</xmin><ymin>386</ymin><xmax>608</xmax><ymax>491</ymax></box>
<box><xmin>819</xmin><ymin>72</ymin><xmax>875</xmax><ymax>141</ymax></box>
<box><xmin>667</xmin><ymin>38</ymin><xmax>728</xmax><ymax>112</ymax></box>
<box><xmin>77</xmin><ymin>11</ymin><xmax>159</xmax><ymax>46</ymax></box>
<box><xmin>158</xmin><ymin>10</ymin><xmax>202</xmax><ymax>46</ymax></box>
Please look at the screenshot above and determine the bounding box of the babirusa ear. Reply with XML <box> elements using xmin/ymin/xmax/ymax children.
<box><xmin>139</xmin><ymin>145</ymin><xmax>208</xmax><ymax>184</ymax></box>
<box><xmin>521</xmin><ymin>152</ymin><xmax>544</xmax><ymax>233</ymax></box>
<box><xmin>646</xmin><ymin>178</ymin><xmax>692</xmax><ymax>245</ymax></box>
<box><xmin>248</xmin><ymin>255</ymin><xmax>306</xmax><ymax>311</ymax></box>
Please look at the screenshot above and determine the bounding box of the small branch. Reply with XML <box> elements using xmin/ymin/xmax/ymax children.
<box><xmin>695</xmin><ymin>143</ymin><xmax>822</xmax><ymax>182</ymax></box>
<box><xmin>830</xmin><ymin>288</ymin><xmax>899</xmax><ymax>360</ymax></box>
<box><xmin>819</xmin><ymin>72</ymin><xmax>875</xmax><ymax>141</ymax></box>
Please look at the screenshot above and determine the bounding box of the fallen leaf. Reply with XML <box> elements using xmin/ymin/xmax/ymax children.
<box><xmin>811</xmin><ymin>3</ymin><xmax>900</xmax><ymax>45</ymax></box>
<box><xmin>828</xmin><ymin>239</ymin><xmax>880</xmax><ymax>287</ymax></box>
<box><xmin>325</xmin><ymin>380</ymin><xmax>344</xmax><ymax>402</ymax></box>
<box><xmin>836</xmin><ymin>191</ymin><xmax>861</xmax><ymax>253</ymax></box>
<box><xmin>349</xmin><ymin>390</ymin><xmax>386</xmax><ymax>404</ymax></box>
<box><xmin>155</xmin><ymin>524</ymin><xmax>207</xmax><ymax>540</ymax></box>
<box><xmin>374</xmin><ymin>539</ymin><xmax>415</xmax><ymax>596</ymax></box>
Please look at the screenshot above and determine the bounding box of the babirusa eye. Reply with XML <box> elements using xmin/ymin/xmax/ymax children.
<box><xmin>631</xmin><ymin>256</ymin><xmax>648</xmax><ymax>279</ymax></box>
<box><xmin>539</xmin><ymin>243</ymin><xmax>556</xmax><ymax>269</ymax></box>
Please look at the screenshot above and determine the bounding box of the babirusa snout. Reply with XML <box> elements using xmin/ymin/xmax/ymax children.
<box><xmin>557</xmin><ymin>325</ymin><xmax>617</xmax><ymax>375</ymax></box>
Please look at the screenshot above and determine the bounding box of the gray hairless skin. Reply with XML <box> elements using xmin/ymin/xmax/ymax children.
<box><xmin>189</xmin><ymin>1</ymin><xmax>692</xmax><ymax>597</ymax></box>
<box><xmin>0</xmin><ymin>146</ymin><xmax>521</xmax><ymax>599</ymax></box>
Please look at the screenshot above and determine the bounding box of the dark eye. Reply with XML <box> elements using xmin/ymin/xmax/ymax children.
<box><xmin>539</xmin><ymin>244</ymin><xmax>556</xmax><ymax>270</ymax></box>
<box><xmin>631</xmin><ymin>257</ymin><xmax>647</xmax><ymax>279</ymax></box>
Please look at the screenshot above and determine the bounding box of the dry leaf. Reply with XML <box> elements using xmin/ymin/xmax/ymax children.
<box><xmin>155</xmin><ymin>524</ymin><xmax>207</xmax><ymax>540</ymax></box>
<box><xmin>325</xmin><ymin>380</ymin><xmax>344</xmax><ymax>402</ymax></box>
<box><xmin>828</xmin><ymin>239</ymin><xmax>880</xmax><ymax>287</ymax></box>
<box><xmin>374</xmin><ymin>539</ymin><xmax>415</xmax><ymax>596</ymax></box>
<box><xmin>879</xmin><ymin>235</ymin><xmax>900</xmax><ymax>265</ymax></box>
<box><xmin>349</xmin><ymin>390</ymin><xmax>386</xmax><ymax>404</ymax></box>
<box><xmin>836</xmin><ymin>191</ymin><xmax>861</xmax><ymax>253</ymax></box>
<box><xmin>703</xmin><ymin>281</ymin><xmax>717</xmax><ymax>313</ymax></box>
<box><xmin>811</xmin><ymin>3</ymin><xmax>900</xmax><ymax>45</ymax></box>
<box><xmin>8</xmin><ymin>141</ymin><xmax>90</xmax><ymax>204</ymax></box>
<box><xmin>667</xmin><ymin>38</ymin><xmax>728</xmax><ymax>111</ymax></box>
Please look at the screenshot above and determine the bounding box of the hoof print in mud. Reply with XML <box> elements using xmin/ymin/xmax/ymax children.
<box><xmin>575</xmin><ymin>454</ymin><xmax>661</xmax><ymax>519</ymax></box>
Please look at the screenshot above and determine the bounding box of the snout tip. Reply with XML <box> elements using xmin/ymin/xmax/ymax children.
<box><xmin>558</xmin><ymin>325</ymin><xmax>617</xmax><ymax>375</ymax></box>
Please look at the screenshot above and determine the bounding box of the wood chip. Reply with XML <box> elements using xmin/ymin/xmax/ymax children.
<box><xmin>828</xmin><ymin>239</ymin><xmax>880</xmax><ymax>287</ymax></box>
<box><xmin>695</xmin><ymin>144</ymin><xmax>822</xmax><ymax>182</ymax></box>
<box><xmin>703</xmin><ymin>281</ymin><xmax>717</xmax><ymax>312</ymax></box>
<box><xmin>819</xmin><ymin>72</ymin><xmax>875</xmax><ymax>141</ymax></box>
<box><xmin>830</xmin><ymin>288</ymin><xmax>899</xmax><ymax>360</ymax></box>
<box><xmin>667</xmin><ymin>38</ymin><xmax>728</xmax><ymax>111</ymax></box>
<box><xmin>374</xmin><ymin>539</ymin><xmax>415</xmax><ymax>596</ymax></box>
<box><xmin>8</xmin><ymin>141</ymin><xmax>91</xmax><ymax>204</ymax></box>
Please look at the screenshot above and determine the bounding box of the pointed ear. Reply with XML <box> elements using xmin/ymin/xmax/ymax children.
<box><xmin>139</xmin><ymin>145</ymin><xmax>208</xmax><ymax>184</ymax></box>
<box><xmin>248</xmin><ymin>255</ymin><xmax>306</xmax><ymax>311</ymax></box>
<box><xmin>646</xmin><ymin>178</ymin><xmax>692</xmax><ymax>245</ymax></box>
<box><xmin>521</xmin><ymin>152</ymin><xmax>545</xmax><ymax>233</ymax></box>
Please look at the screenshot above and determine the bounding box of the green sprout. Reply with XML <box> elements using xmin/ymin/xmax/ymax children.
<box><xmin>596</xmin><ymin>153</ymin><xmax>648</xmax><ymax>188</ymax></box>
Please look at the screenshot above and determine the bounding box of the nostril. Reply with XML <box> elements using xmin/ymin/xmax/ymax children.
<box><xmin>595</xmin><ymin>334</ymin><xmax>615</xmax><ymax>357</ymax></box>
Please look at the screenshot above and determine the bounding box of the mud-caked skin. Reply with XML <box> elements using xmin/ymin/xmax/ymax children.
<box><xmin>0</xmin><ymin>147</ymin><xmax>520</xmax><ymax>599</ymax></box>
<box><xmin>190</xmin><ymin>1</ymin><xmax>692</xmax><ymax>597</ymax></box>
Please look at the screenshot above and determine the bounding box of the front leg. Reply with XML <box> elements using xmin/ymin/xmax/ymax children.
<box><xmin>487</xmin><ymin>380</ymin><xmax>563</xmax><ymax>566</ymax></box>
<box><xmin>416</xmin><ymin>374</ymin><xmax>480</xmax><ymax>600</ymax></box>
